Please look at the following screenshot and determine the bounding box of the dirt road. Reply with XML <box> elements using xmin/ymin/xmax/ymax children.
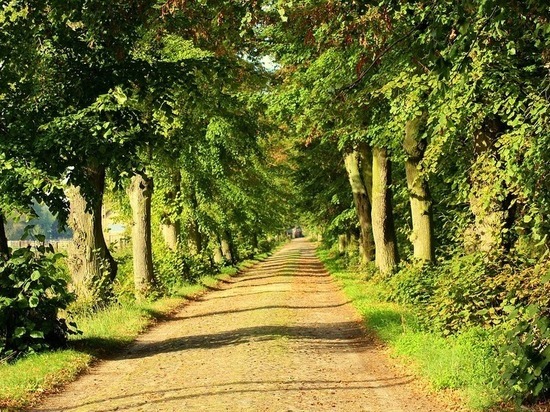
<box><xmin>34</xmin><ymin>239</ymin><xmax>451</xmax><ymax>411</ymax></box>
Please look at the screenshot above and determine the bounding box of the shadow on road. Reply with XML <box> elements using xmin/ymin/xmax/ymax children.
<box><xmin>35</xmin><ymin>375</ymin><xmax>415</xmax><ymax>412</ymax></box>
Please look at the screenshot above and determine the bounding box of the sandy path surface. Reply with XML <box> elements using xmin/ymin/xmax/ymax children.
<box><xmin>33</xmin><ymin>239</ymin><xmax>451</xmax><ymax>412</ymax></box>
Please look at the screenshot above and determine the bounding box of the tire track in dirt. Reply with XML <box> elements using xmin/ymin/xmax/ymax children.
<box><xmin>32</xmin><ymin>239</ymin><xmax>453</xmax><ymax>412</ymax></box>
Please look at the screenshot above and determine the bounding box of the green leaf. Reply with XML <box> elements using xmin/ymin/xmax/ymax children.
<box><xmin>112</xmin><ymin>87</ymin><xmax>127</xmax><ymax>105</ymax></box>
<box><xmin>29</xmin><ymin>295</ymin><xmax>39</xmax><ymax>308</ymax></box>
<box><xmin>31</xmin><ymin>270</ymin><xmax>41</xmax><ymax>281</ymax></box>
<box><xmin>13</xmin><ymin>326</ymin><xmax>26</xmax><ymax>338</ymax></box>
<box><xmin>29</xmin><ymin>330</ymin><xmax>44</xmax><ymax>339</ymax></box>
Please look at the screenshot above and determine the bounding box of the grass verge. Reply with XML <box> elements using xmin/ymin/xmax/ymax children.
<box><xmin>0</xmin><ymin>253</ymin><xmax>270</xmax><ymax>410</ymax></box>
<box><xmin>317</xmin><ymin>248</ymin><xmax>499</xmax><ymax>411</ymax></box>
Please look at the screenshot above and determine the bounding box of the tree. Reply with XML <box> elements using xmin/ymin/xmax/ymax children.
<box><xmin>128</xmin><ymin>173</ymin><xmax>155</xmax><ymax>299</ymax></box>
<box><xmin>343</xmin><ymin>145</ymin><xmax>374</xmax><ymax>263</ymax></box>
<box><xmin>404</xmin><ymin>116</ymin><xmax>434</xmax><ymax>262</ymax></box>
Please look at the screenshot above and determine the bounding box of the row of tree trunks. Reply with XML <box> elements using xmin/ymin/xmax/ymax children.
<box><xmin>128</xmin><ymin>173</ymin><xmax>155</xmax><ymax>299</ymax></box>
<box><xmin>66</xmin><ymin>164</ymin><xmax>117</xmax><ymax>307</ymax></box>
<box><xmin>343</xmin><ymin>115</ymin><xmax>435</xmax><ymax>274</ymax></box>
<box><xmin>65</xmin><ymin>162</ymin><xmax>242</xmax><ymax>305</ymax></box>
<box><xmin>343</xmin><ymin>144</ymin><xmax>400</xmax><ymax>274</ymax></box>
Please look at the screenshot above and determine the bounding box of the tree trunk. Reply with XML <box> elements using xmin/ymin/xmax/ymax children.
<box><xmin>371</xmin><ymin>147</ymin><xmax>399</xmax><ymax>274</ymax></box>
<box><xmin>221</xmin><ymin>230</ymin><xmax>234</xmax><ymax>263</ymax></box>
<box><xmin>404</xmin><ymin>117</ymin><xmax>434</xmax><ymax>262</ymax></box>
<box><xmin>347</xmin><ymin>231</ymin><xmax>359</xmax><ymax>258</ymax></box>
<box><xmin>213</xmin><ymin>238</ymin><xmax>224</xmax><ymax>264</ymax></box>
<box><xmin>161</xmin><ymin>220</ymin><xmax>180</xmax><ymax>251</ymax></box>
<box><xmin>358</xmin><ymin>142</ymin><xmax>373</xmax><ymax>204</ymax></box>
<box><xmin>251</xmin><ymin>232</ymin><xmax>259</xmax><ymax>251</ymax></box>
<box><xmin>128</xmin><ymin>173</ymin><xmax>155</xmax><ymax>299</ymax></box>
<box><xmin>187</xmin><ymin>220</ymin><xmax>202</xmax><ymax>255</ymax></box>
<box><xmin>0</xmin><ymin>211</ymin><xmax>10</xmax><ymax>261</ymax></box>
<box><xmin>468</xmin><ymin>117</ymin><xmax>509</xmax><ymax>256</ymax></box>
<box><xmin>67</xmin><ymin>165</ymin><xmax>117</xmax><ymax>307</ymax></box>
<box><xmin>160</xmin><ymin>168</ymin><xmax>181</xmax><ymax>250</ymax></box>
<box><xmin>338</xmin><ymin>234</ymin><xmax>347</xmax><ymax>255</ymax></box>
<box><xmin>186</xmin><ymin>187</ymin><xmax>202</xmax><ymax>255</ymax></box>
<box><xmin>344</xmin><ymin>147</ymin><xmax>375</xmax><ymax>263</ymax></box>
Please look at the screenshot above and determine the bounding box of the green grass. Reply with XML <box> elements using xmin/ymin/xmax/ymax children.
<box><xmin>0</xmin><ymin>253</ymin><xmax>269</xmax><ymax>409</ymax></box>
<box><xmin>0</xmin><ymin>350</ymin><xmax>90</xmax><ymax>409</ymax></box>
<box><xmin>317</xmin><ymin>248</ymin><xmax>499</xmax><ymax>410</ymax></box>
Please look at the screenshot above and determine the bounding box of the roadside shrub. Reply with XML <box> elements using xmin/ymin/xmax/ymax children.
<box><xmin>389</xmin><ymin>261</ymin><xmax>438</xmax><ymax>305</ymax></box>
<box><xmin>422</xmin><ymin>253</ymin><xmax>502</xmax><ymax>334</ymax></box>
<box><xmin>154</xmin><ymin>247</ymin><xmax>214</xmax><ymax>293</ymax></box>
<box><xmin>0</xmin><ymin>245</ymin><xmax>76</xmax><ymax>362</ymax></box>
<box><xmin>492</xmin><ymin>262</ymin><xmax>550</xmax><ymax>403</ymax></box>
<box><xmin>111</xmin><ymin>247</ymin><xmax>134</xmax><ymax>302</ymax></box>
<box><xmin>258</xmin><ymin>237</ymin><xmax>278</xmax><ymax>254</ymax></box>
<box><xmin>390</xmin><ymin>253</ymin><xmax>550</xmax><ymax>404</ymax></box>
<box><xmin>494</xmin><ymin>303</ymin><xmax>550</xmax><ymax>404</ymax></box>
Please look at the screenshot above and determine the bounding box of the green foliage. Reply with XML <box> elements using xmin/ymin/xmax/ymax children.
<box><xmin>496</xmin><ymin>303</ymin><xmax>550</xmax><ymax>403</ymax></box>
<box><xmin>389</xmin><ymin>261</ymin><xmax>438</xmax><ymax>306</ymax></box>
<box><xmin>387</xmin><ymin>253</ymin><xmax>550</xmax><ymax>404</ymax></box>
<box><xmin>153</xmin><ymin>248</ymin><xmax>215</xmax><ymax>293</ymax></box>
<box><xmin>390</xmin><ymin>255</ymin><xmax>497</xmax><ymax>335</ymax></box>
<box><xmin>487</xmin><ymin>262</ymin><xmax>550</xmax><ymax>403</ymax></box>
<box><xmin>110</xmin><ymin>247</ymin><xmax>134</xmax><ymax>302</ymax></box>
<box><xmin>0</xmin><ymin>245</ymin><xmax>76</xmax><ymax>361</ymax></box>
<box><xmin>423</xmin><ymin>254</ymin><xmax>499</xmax><ymax>335</ymax></box>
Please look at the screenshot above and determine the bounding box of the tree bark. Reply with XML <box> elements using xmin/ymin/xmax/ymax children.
<box><xmin>213</xmin><ymin>237</ymin><xmax>224</xmax><ymax>264</ymax></box>
<box><xmin>67</xmin><ymin>165</ymin><xmax>117</xmax><ymax>307</ymax></box>
<box><xmin>187</xmin><ymin>220</ymin><xmax>202</xmax><ymax>255</ymax></box>
<box><xmin>128</xmin><ymin>173</ymin><xmax>155</xmax><ymax>299</ymax></box>
<box><xmin>221</xmin><ymin>230</ymin><xmax>235</xmax><ymax>263</ymax></box>
<box><xmin>358</xmin><ymin>142</ymin><xmax>373</xmax><ymax>204</ymax></box>
<box><xmin>160</xmin><ymin>168</ymin><xmax>181</xmax><ymax>250</ymax></box>
<box><xmin>404</xmin><ymin>117</ymin><xmax>434</xmax><ymax>262</ymax></box>
<box><xmin>251</xmin><ymin>232</ymin><xmax>259</xmax><ymax>251</ymax></box>
<box><xmin>344</xmin><ymin>146</ymin><xmax>375</xmax><ymax>263</ymax></box>
<box><xmin>0</xmin><ymin>211</ymin><xmax>10</xmax><ymax>261</ymax></box>
<box><xmin>186</xmin><ymin>187</ymin><xmax>202</xmax><ymax>255</ymax></box>
<box><xmin>338</xmin><ymin>234</ymin><xmax>347</xmax><ymax>255</ymax></box>
<box><xmin>468</xmin><ymin>117</ymin><xmax>509</xmax><ymax>256</ymax></box>
<box><xmin>161</xmin><ymin>220</ymin><xmax>180</xmax><ymax>251</ymax></box>
<box><xmin>371</xmin><ymin>147</ymin><xmax>399</xmax><ymax>274</ymax></box>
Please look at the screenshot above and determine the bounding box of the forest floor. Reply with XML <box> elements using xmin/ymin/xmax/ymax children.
<box><xmin>32</xmin><ymin>239</ymin><xmax>458</xmax><ymax>412</ymax></box>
